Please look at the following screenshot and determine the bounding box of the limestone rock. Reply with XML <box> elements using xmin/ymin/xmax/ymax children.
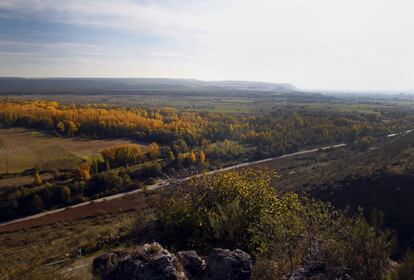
<box><xmin>92</xmin><ymin>243</ymin><xmax>252</xmax><ymax>280</ymax></box>
<box><xmin>205</xmin><ymin>248</ymin><xmax>252</xmax><ymax>280</ymax></box>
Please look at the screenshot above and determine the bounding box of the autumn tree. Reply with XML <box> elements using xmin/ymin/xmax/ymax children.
<box><xmin>34</xmin><ymin>169</ymin><xmax>42</xmax><ymax>185</ymax></box>
<box><xmin>56</xmin><ymin>121</ymin><xmax>65</xmax><ymax>134</ymax></box>
<box><xmin>79</xmin><ymin>161</ymin><xmax>91</xmax><ymax>181</ymax></box>
<box><xmin>197</xmin><ymin>151</ymin><xmax>206</xmax><ymax>164</ymax></box>
<box><xmin>189</xmin><ymin>150</ymin><xmax>197</xmax><ymax>163</ymax></box>
<box><xmin>65</xmin><ymin>120</ymin><xmax>78</xmax><ymax>136</ymax></box>
<box><xmin>148</xmin><ymin>142</ymin><xmax>160</xmax><ymax>159</ymax></box>
<box><xmin>0</xmin><ymin>99</ymin><xmax>410</xmax><ymax>167</ymax></box>
<box><xmin>101</xmin><ymin>144</ymin><xmax>143</xmax><ymax>168</ymax></box>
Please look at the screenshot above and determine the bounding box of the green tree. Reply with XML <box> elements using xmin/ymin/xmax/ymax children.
<box><xmin>160</xmin><ymin>168</ymin><xmax>279</xmax><ymax>252</ymax></box>
<box><xmin>167</xmin><ymin>151</ymin><xmax>175</xmax><ymax>161</ymax></box>
<box><xmin>92</xmin><ymin>158</ymin><xmax>99</xmax><ymax>174</ymax></box>
<box><xmin>55</xmin><ymin>186</ymin><xmax>71</xmax><ymax>205</ymax></box>
<box><xmin>29</xmin><ymin>194</ymin><xmax>44</xmax><ymax>214</ymax></box>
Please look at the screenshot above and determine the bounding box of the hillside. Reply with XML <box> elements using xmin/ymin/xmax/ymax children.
<box><xmin>0</xmin><ymin>78</ymin><xmax>296</xmax><ymax>95</ymax></box>
<box><xmin>299</xmin><ymin>132</ymin><xmax>414</xmax><ymax>254</ymax></box>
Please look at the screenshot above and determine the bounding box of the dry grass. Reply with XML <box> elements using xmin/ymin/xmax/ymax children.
<box><xmin>0</xmin><ymin>190</ymin><xmax>165</xmax><ymax>280</ymax></box>
<box><xmin>0</xmin><ymin>128</ymin><xmax>81</xmax><ymax>173</ymax></box>
<box><xmin>0</xmin><ymin>173</ymin><xmax>55</xmax><ymax>189</ymax></box>
<box><xmin>0</xmin><ymin>128</ymin><xmax>144</xmax><ymax>174</ymax></box>
<box><xmin>0</xmin><ymin>206</ymin><xmax>138</xmax><ymax>279</ymax></box>
<box><xmin>55</xmin><ymin>137</ymin><xmax>145</xmax><ymax>159</ymax></box>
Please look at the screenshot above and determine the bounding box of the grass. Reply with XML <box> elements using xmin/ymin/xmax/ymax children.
<box><xmin>0</xmin><ymin>173</ymin><xmax>54</xmax><ymax>189</ymax></box>
<box><xmin>0</xmin><ymin>212</ymin><xmax>134</xmax><ymax>280</ymax></box>
<box><xmin>255</xmin><ymin>131</ymin><xmax>414</xmax><ymax>193</ymax></box>
<box><xmin>0</xmin><ymin>129</ymin><xmax>81</xmax><ymax>174</ymax></box>
<box><xmin>0</xmin><ymin>128</ymin><xmax>144</xmax><ymax>174</ymax></box>
<box><xmin>56</xmin><ymin>137</ymin><xmax>146</xmax><ymax>159</ymax></box>
<box><xmin>3</xmin><ymin>94</ymin><xmax>414</xmax><ymax>120</ymax></box>
<box><xmin>0</xmin><ymin>190</ymin><xmax>165</xmax><ymax>280</ymax></box>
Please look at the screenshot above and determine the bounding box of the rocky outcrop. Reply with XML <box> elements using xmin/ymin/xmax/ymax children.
<box><xmin>92</xmin><ymin>243</ymin><xmax>252</xmax><ymax>280</ymax></box>
<box><xmin>177</xmin><ymin>250</ymin><xmax>206</xmax><ymax>278</ymax></box>
<box><xmin>289</xmin><ymin>262</ymin><xmax>354</xmax><ymax>280</ymax></box>
<box><xmin>205</xmin><ymin>248</ymin><xmax>252</xmax><ymax>280</ymax></box>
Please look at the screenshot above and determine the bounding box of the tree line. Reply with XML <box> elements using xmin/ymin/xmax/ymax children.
<box><xmin>0</xmin><ymin>100</ymin><xmax>410</xmax><ymax>160</ymax></box>
<box><xmin>0</xmin><ymin>100</ymin><xmax>412</xmax><ymax>222</ymax></box>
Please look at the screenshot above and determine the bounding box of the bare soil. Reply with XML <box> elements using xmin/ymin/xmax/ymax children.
<box><xmin>0</xmin><ymin>195</ymin><xmax>145</xmax><ymax>233</ymax></box>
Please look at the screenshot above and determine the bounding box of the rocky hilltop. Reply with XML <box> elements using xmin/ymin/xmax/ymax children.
<box><xmin>92</xmin><ymin>243</ymin><xmax>252</xmax><ymax>280</ymax></box>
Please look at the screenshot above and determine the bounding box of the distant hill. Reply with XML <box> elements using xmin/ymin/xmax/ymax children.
<box><xmin>0</xmin><ymin>78</ymin><xmax>297</xmax><ymax>95</ymax></box>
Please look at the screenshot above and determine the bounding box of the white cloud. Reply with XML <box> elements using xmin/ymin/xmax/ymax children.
<box><xmin>1</xmin><ymin>0</ymin><xmax>414</xmax><ymax>90</ymax></box>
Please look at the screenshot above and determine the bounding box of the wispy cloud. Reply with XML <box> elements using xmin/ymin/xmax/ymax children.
<box><xmin>0</xmin><ymin>0</ymin><xmax>217</xmax><ymax>37</ymax></box>
<box><xmin>149</xmin><ymin>52</ymin><xmax>199</xmax><ymax>60</ymax></box>
<box><xmin>0</xmin><ymin>39</ymin><xmax>108</xmax><ymax>60</ymax></box>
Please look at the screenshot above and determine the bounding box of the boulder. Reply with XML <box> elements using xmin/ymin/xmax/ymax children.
<box><xmin>205</xmin><ymin>248</ymin><xmax>253</xmax><ymax>280</ymax></box>
<box><xmin>93</xmin><ymin>243</ymin><xmax>187</xmax><ymax>280</ymax></box>
<box><xmin>92</xmin><ymin>243</ymin><xmax>252</xmax><ymax>280</ymax></box>
<box><xmin>92</xmin><ymin>252</ymin><xmax>120</xmax><ymax>279</ymax></box>
<box><xmin>177</xmin><ymin>250</ymin><xmax>206</xmax><ymax>277</ymax></box>
<box><xmin>289</xmin><ymin>262</ymin><xmax>353</xmax><ymax>280</ymax></box>
<box><xmin>113</xmin><ymin>254</ymin><xmax>187</xmax><ymax>280</ymax></box>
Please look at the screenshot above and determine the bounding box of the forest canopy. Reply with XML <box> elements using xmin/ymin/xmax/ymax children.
<box><xmin>0</xmin><ymin>100</ymin><xmax>410</xmax><ymax>159</ymax></box>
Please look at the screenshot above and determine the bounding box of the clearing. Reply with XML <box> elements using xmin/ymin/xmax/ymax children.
<box><xmin>0</xmin><ymin>128</ymin><xmax>142</xmax><ymax>174</ymax></box>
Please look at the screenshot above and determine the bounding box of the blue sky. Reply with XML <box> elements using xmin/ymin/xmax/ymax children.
<box><xmin>0</xmin><ymin>0</ymin><xmax>414</xmax><ymax>91</ymax></box>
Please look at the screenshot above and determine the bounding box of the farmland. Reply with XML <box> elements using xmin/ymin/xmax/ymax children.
<box><xmin>0</xmin><ymin>87</ymin><xmax>414</xmax><ymax>280</ymax></box>
<box><xmin>3</xmin><ymin>93</ymin><xmax>414</xmax><ymax>116</ymax></box>
<box><xmin>0</xmin><ymin>128</ymin><xmax>141</xmax><ymax>174</ymax></box>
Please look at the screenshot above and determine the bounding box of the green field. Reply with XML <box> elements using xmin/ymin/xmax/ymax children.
<box><xmin>5</xmin><ymin>93</ymin><xmax>414</xmax><ymax>117</ymax></box>
<box><xmin>0</xmin><ymin>128</ymin><xmax>141</xmax><ymax>174</ymax></box>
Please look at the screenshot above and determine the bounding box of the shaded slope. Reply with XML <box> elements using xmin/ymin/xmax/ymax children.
<box><xmin>302</xmin><ymin>132</ymin><xmax>414</xmax><ymax>254</ymax></box>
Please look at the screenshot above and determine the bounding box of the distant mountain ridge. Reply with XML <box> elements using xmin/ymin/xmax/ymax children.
<box><xmin>0</xmin><ymin>78</ymin><xmax>297</xmax><ymax>94</ymax></box>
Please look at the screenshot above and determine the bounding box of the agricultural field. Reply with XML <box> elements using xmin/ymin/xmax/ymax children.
<box><xmin>0</xmin><ymin>128</ymin><xmax>142</xmax><ymax>174</ymax></box>
<box><xmin>5</xmin><ymin>93</ymin><xmax>414</xmax><ymax>116</ymax></box>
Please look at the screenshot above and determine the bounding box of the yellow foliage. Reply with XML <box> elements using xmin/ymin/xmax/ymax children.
<box><xmin>189</xmin><ymin>151</ymin><xmax>196</xmax><ymax>163</ymax></box>
<box><xmin>148</xmin><ymin>142</ymin><xmax>160</xmax><ymax>157</ymax></box>
<box><xmin>198</xmin><ymin>151</ymin><xmax>206</xmax><ymax>163</ymax></box>
<box><xmin>34</xmin><ymin>170</ymin><xmax>42</xmax><ymax>185</ymax></box>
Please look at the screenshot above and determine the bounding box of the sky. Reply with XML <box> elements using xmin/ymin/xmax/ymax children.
<box><xmin>0</xmin><ymin>0</ymin><xmax>413</xmax><ymax>91</ymax></box>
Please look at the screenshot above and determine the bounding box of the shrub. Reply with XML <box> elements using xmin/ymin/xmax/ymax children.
<box><xmin>159</xmin><ymin>168</ymin><xmax>393</xmax><ymax>278</ymax></box>
<box><xmin>395</xmin><ymin>251</ymin><xmax>414</xmax><ymax>280</ymax></box>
